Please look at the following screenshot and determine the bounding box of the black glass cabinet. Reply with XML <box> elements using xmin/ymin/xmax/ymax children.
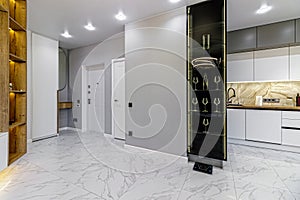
<box><xmin>187</xmin><ymin>0</ymin><xmax>227</xmax><ymax>161</ymax></box>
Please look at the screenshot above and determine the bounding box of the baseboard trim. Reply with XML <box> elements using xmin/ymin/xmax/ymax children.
<box><xmin>229</xmin><ymin>138</ymin><xmax>300</xmax><ymax>153</ymax></box>
<box><xmin>32</xmin><ymin>133</ymin><xmax>58</xmax><ymax>142</ymax></box>
<box><xmin>124</xmin><ymin>143</ymin><xmax>188</xmax><ymax>163</ymax></box>
<box><xmin>59</xmin><ymin>127</ymin><xmax>82</xmax><ymax>132</ymax></box>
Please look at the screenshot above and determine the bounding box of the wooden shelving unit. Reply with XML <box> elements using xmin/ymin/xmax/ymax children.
<box><xmin>0</xmin><ymin>0</ymin><xmax>27</xmax><ymax>165</ymax></box>
<box><xmin>8</xmin><ymin>0</ymin><xmax>27</xmax><ymax>164</ymax></box>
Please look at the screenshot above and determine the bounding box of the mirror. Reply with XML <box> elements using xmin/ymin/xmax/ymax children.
<box><xmin>59</xmin><ymin>48</ymin><xmax>67</xmax><ymax>90</ymax></box>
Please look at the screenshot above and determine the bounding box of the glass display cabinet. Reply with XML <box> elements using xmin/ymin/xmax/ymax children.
<box><xmin>187</xmin><ymin>0</ymin><xmax>227</xmax><ymax>163</ymax></box>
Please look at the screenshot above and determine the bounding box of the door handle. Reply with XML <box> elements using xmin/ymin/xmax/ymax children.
<box><xmin>202</xmin><ymin>34</ymin><xmax>210</xmax><ymax>50</ymax></box>
<box><xmin>114</xmin><ymin>99</ymin><xmax>119</xmax><ymax>102</ymax></box>
<box><xmin>88</xmin><ymin>99</ymin><xmax>91</xmax><ymax>104</ymax></box>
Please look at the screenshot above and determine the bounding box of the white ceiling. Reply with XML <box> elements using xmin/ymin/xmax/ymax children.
<box><xmin>28</xmin><ymin>0</ymin><xmax>300</xmax><ymax>49</ymax></box>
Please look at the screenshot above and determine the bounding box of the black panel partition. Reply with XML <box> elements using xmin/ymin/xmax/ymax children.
<box><xmin>187</xmin><ymin>0</ymin><xmax>227</xmax><ymax>161</ymax></box>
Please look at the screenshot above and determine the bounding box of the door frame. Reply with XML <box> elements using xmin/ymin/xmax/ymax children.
<box><xmin>111</xmin><ymin>58</ymin><xmax>125</xmax><ymax>139</ymax></box>
<box><xmin>82</xmin><ymin>63</ymin><xmax>105</xmax><ymax>132</ymax></box>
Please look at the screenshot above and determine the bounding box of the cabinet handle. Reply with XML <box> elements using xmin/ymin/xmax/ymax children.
<box><xmin>207</xmin><ymin>34</ymin><xmax>210</xmax><ymax>50</ymax></box>
<box><xmin>202</xmin><ymin>34</ymin><xmax>210</xmax><ymax>50</ymax></box>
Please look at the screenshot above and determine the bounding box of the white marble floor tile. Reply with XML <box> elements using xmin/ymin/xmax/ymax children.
<box><xmin>293</xmin><ymin>193</ymin><xmax>300</xmax><ymax>200</ymax></box>
<box><xmin>230</xmin><ymin>154</ymin><xmax>287</xmax><ymax>189</ymax></box>
<box><xmin>119</xmin><ymin>161</ymin><xmax>189</xmax><ymax>200</ymax></box>
<box><xmin>180</xmin><ymin>166</ymin><xmax>236</xmax><ymax>200</ymax></box>
<box><xmin>0</xmin><ymin>159</ymin><xmax>102</xmax><ymax>200</ymax></box>
<box><xmin>235</xmin><ymin>181</ymin><xmax>296</xmax><ymax>200</ymax></box>
<box><xmin>2</xmin><ymin>131</ymin><xmax>300</xmax><ymax>200</ymax></box>
<box><xmin>267</xmin><ymin>160</ymin><xmax>300</xmax><ymax>194</ymax></box>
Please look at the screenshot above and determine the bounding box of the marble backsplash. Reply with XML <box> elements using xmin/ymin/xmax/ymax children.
<box><xmin>227</xmin><ymin>81</ymin><xmax>300</xmax><ymax>106</ymax></box>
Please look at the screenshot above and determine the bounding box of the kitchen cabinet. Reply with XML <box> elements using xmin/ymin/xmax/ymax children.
<box><xmin>227</xmin><ymin>109</ymin><xmax>245</xmax><ymax>140</ymax></box>
<box><xmin>187</xmin><ymin>0</ymin><xmax>226</xmax><ymax>161</ymax></box>
<box><xmin>0</xmin><ymin>132</ymin><xmax>8</xmax><ymax>172</ymax></box>
<box><xmin>257</xmin><ymin>20</ymin><xmax>295</xmax><ymax>48</ymax></box>
<box><xmin>296</xmin><ymin>19</ymin><xmax>300</xmax><ymax>43</ymax></box>
<box><xmin>290</xmin><ymin>46</ymin><xmax>300</xmax><ymax>80</ymax></box>
<box><xmin>246</xmin><ymin>110</ymin><xmax>281</xmax><ymax>144</ymax></box>
<box><xmin>227</xmin><ymin>28</ymin><xmax>256</xmax><ymax>53</ymax></box>
<box><xmin>227</xmin><ymin>52</ymin><xmax>253</xmax><ymax>82</ymax></box>
<box><xmin>254</xmin><ymin>47</ymin><xmax>289</xmax><ymax>81</ymax></box>
<box><xmin>282</xmin><ymin>111</ymin><xmax>300</xmax><ymax>147</ymax></box>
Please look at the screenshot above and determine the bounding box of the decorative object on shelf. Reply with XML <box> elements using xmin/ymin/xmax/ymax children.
<box><xmin>203</xmin><ymin>73</ymin><xmax>208</xmax><ymax>90</ymax></box>
<box><xmin>214</xmin><ymin>98</ymin><xmax>220</xmax><ymax>112</ymax></box>
<box><xmin>192</xmin><ymin>97</ymin><xmax>199</xmax><ymax>111</ymax></box>
<box><xmin>9</xmin><ymin>83</ymin><xmax>13</xmax><ymax>90</ymax></box>
<box><xmin>192</xmin><ymin>77</ymin><xmax>199</xmax><ymax>90</ymax></box>
<box><xmin>202</xmin><ymin>97</ymin><xmax>209</xmax><ymax>112</ymax></box>
<box><xmin>203</xmin><ymin>118</ymin><xmax>209</xmax><ymax>133</ymax></box>
<box><xmin>214</xmin><ymin>75</ymin><xmax>221</xmax><ymax>90</ymax></box>
<box><xmin>296</xmin><ymin>93</ymin><xmax>300</xmax><ymax>106</ymax></box>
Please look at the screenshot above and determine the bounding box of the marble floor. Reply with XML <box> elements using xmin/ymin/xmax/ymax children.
<box><xmin>0</xmin><ymin>130</ymin><xmax>300</xmax><ymax>200</ymax></box>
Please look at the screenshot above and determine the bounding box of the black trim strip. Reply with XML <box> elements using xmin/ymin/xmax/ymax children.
<box><xmin>282</xmin><ymin>126</ymin><xmax>300</xmax><ymax>131</ymax></box>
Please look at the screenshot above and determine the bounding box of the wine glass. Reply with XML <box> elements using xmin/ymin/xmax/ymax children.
<box><xmin>214</xmin><ymin>98</ymin><xmax>220</xmax><ymax>112</ymax></box>
<box><xmin>192</xmin><ymin>98</ymin><xmax>198</xmax><ymax>111</ymax></box>
<box><xmin>192</xmin><ymin>77</ymin><xmax>199</xmax><ymax>91</ymax></box>
<box><xmin>214</xmin><ymin>75</ymin><xmax>221</xmax><ymax>90</ymax></box>
<box><xmin>203</xmin><ymin>118</ymin><xmax>209</xmax><ymax>133</ymax></box>
<box><xmin>202</xmin><ymin>98</ymin><xmax>208</xmax><ymax>112</ymax></box>
<box><xmin>203</xmin><ymin>74</ymin><xmax>208</xmax><ymax>90</ymax></box>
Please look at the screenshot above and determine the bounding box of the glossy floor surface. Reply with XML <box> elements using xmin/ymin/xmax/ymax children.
<box><xmin>0</xmin><ymin>130</ymin><xmax>300</xmax><ymax>200</ymax></box>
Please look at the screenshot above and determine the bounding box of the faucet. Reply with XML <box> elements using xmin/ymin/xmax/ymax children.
<box><xmin>227</xmin><ymin>87</ymin><xmax>236</xmax><ymax>103</ymax></box>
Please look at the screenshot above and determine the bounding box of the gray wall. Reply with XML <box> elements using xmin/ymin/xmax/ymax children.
<box><xmin>69</xmin><ymin>33</ymin><xmax>125</xmax><ymax>133</ymax></box>
<box><xmin>125</xmin><ymin>8</ymin><xmax>187</xmax><ymax>156</ymax></box>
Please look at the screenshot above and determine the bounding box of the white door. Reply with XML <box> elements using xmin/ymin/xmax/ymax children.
<box><xmin>87</xmin><ymin>68</ymin><xmax>105</xmax><ymax>132</ymax></box>
<box><xmin>112</xmin><ymin>58</ymin><xmax>125</xmax><ymax>140</ymax></box>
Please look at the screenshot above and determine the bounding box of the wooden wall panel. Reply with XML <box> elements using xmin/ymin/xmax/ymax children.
<box><xmin>15</xmin><ymin>0</ymin><xmax>26</xmax><ymax>27</ymax></box>
<box><xmin>0</xmin><ymin>11</ymin><xmax>9</xmax><ymax>132</ymax></box>
<box><xmin>15</xmin><ymin>93</ymin><xmax>26</xmax><ymax>122</ymax></box>
<box><xmin>0</xmin><ymin>0</ymin><xmax>9</xmax><ymax>11</ymax></box>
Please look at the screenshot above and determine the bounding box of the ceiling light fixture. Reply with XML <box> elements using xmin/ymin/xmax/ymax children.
<box><xmin>256</xmin><ymin>3</ymin><xmax>272</xmax><ymax>15</ymax></box>
<box><xmin>169</xmin><ymin>0</ymin><xmax>181</xmax><ymax>3</ymax></box>
<box><xmin>84</xmin><ymin>23</ymin><xmax>96</xmax><ymax>31</ymax></box>
<box><xmin>61</xmin><ymin>30</ymin><xmax>72</xmax><ymax>38</ymax></box>
<box><xmin>115</xmin><ymin>11</ymin><xmax>126</xmax><ymax>21</ymax></box>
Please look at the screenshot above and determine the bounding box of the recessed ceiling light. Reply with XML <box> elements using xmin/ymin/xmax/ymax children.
<box><xmin>169</xmin><ymin>0</ymin><xmax>181</xmax><ymax>3</ymax></box>
<box><xmin>84</xmin><ymin>23</ymin><xmax>96</xmax><ymax>31</ymax></box>
<box><xmin>256</xmin><ymin>3</ymin><xmax>272</xmax><ymax>15</ymax></box>
<box><xmin>115</xmin><ymin>11</ymin><xmax>126</xmax><ymax>21</ymax></box>
<box><xmin>61</xmin><ymin>30</ymin><xmax>72</xmax><ymax>38</ymax></box>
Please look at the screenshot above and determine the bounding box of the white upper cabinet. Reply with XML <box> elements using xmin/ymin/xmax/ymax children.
<box><xmin>227</xmin><ymin>52</ymin><xmax>254</xmax><ymax>82</ymax></box>
<box><xmin>290</xmin><ymin>46</ymin><xmax>300</xmax><ymax>80</ymax></box>
<box><xmin>254</xmin><ymin>47</ymin><xmax>289</xmax><ymax>81</ymax></box>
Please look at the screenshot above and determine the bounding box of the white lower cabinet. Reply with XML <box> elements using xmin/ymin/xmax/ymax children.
<box><xmin>282</xmin><ymin>111</ymin><xmax>300</xmax><ymax>147</ymax></box>
<box><xmin>0</xmin><ymin>132</ymin><xmax>8</xmax><ymax>172</ymax></box>
<box><xmin>246</xmin><ymin>110</ymin><xmax>282</xmax><ymax>144</ymax></box>
<box><xmin>227</xmin><ymin>109</ymin><xmax>246</xmax><ymax>140</ymax></box>
<box><xmin>282</xmin><ymin>129</ymin><xmax>300</xmax><ymax>147</ymax></box>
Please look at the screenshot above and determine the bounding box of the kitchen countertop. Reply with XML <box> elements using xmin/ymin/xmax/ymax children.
<box><xmin>227</xmin><ymin>105</ymin><xmax>300</xmax><ymax>111</ymax></box>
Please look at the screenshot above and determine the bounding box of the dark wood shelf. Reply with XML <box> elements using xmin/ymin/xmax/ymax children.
<box><xmin>9</xmin><ymin>90</ymin><xmax>26</xmax><ymax>93</ymax></box>
<box><xmin>9</xmin><ymin>53</ymin><xmax>26</xmax><ymax>62</ymax></box>
<box><xmin>58</xmin><ymin>102</ymin><xmax>73</xmax><ymax>110</ymax></box>
<box><xmin>9</xmin><ymin>121</ymin><xmax>26</xmax><ymax>129</ymax></box>
<box><xmin>9</xmin><ymin>17</ymin><xmax>26</xmax><ymax>31</ymax></box>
